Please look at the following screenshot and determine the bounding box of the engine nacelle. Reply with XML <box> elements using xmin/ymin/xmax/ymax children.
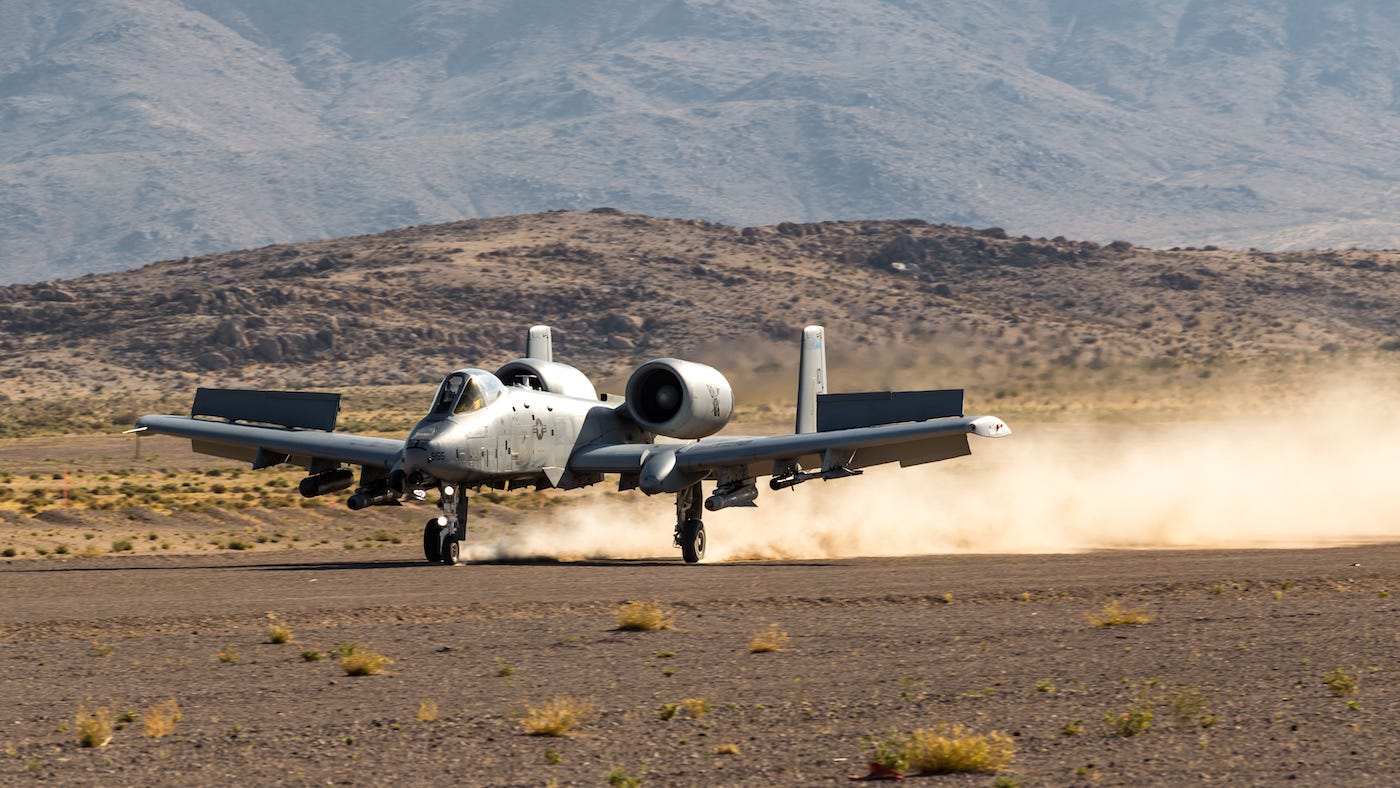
<box><xmin>494</xmin><ymin>358</ymin><xmax>598</xmax><ymax>400</ymax></box>
<box><xmin>624</xmin><ymin>358</ymin><xmax>734</xmax><ymax>439</ymax></box>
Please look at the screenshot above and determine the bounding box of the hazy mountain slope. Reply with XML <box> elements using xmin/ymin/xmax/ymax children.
<box><xmin>4</xmin><ymin>1</ymin><xmax>1400</xmax><ymax>282</ymax></box>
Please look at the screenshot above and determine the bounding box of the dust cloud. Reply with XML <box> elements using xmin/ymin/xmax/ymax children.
<box><xmin>465</xmin><ymin>386</ymin><xmax>1400</xmax><ymax>562</ymax></box>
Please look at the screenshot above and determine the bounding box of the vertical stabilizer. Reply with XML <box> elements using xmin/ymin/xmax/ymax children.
<box><xmin>795</xmin><ymin>325</ymin><xmax>827</xmax><ymax>434</ymax></box>
<box><xmin>527</xmin><ymin>325</ymin><xmax>553</xmax><ymax>362</ymax></box>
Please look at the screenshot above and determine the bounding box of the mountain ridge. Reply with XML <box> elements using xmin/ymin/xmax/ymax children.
<box><xmin>5</xmin><ymin>1</ymin><xmax>1400</xmax><ymax>282</ymax></box>
<box><xmin>3</xmin><ymin>210</ymin><xmax>1397</xmax><ymax>404</ymax></box>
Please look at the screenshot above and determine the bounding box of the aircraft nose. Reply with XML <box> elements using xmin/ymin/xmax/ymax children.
<box><xmin>403</xmin><ymin>421</ymin><xmax>448</xmax><ymax>477</ymax></box>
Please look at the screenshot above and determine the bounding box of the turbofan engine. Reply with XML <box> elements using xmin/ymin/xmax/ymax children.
<box><xmin>624</xmin><ymin>358</ymin><xmax>734</xmax><ymax>439</ymax></box>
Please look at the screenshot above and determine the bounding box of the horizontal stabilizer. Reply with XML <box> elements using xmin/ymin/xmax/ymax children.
<box><xmin>816</xmin><ymin>389</ymin><xmax>963</xmax><ymax>432</ymax></box>
<box><xmin>191</xmin><ymin>388</ymin><xmax>341</xmax><ymax>432</ymax></box>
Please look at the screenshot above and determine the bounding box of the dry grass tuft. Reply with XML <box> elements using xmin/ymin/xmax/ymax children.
<box><xmin>714</xmin><ymin>743</ymin><xmax>741</xmax><ymax>756</ymax></box>
<box><xmin>416</xmin><ymin>699</ymin><xmax>438</xmax><ymax>722</ymax></box>
<box><xmin>521</xmin><ymin>697</ymin><xmax>594</xmax><ymax>737</ymax></box>
<box><xmin>1107</xmin><ymin>694</ymin><xmax>1155</xmax><ymax>736</ymax></box>
<box><xmin>1167</xmin><ymin>686</ymin><xmax>1215</xmax><ymax>727</ymax></box>
<box><xmin>748</xmin><ymin>623</ymin><xmax>790</xmax><ymax>653</ymax></box>
<box><xmin>1323</xmin><ymin>668</ymin><xmax>1359</xmax><ymax>697</ymax></box>
<box><xmin>266</xmin><ymin>613</ymin><xmax>292</xmax><ymax>644</ymax></box>
<box><xmin>74</xmin><ymin>705</ymin><xmax>114</xmax><ymax>748</ymax></box>
<box><xmin>142</xmin><ymin>699</ymin><xmax>180</xmax><ymax>738</ymax></box>
<box><xmin>613</xmin><ymin>600</ymin><xmax>675</xmax><ymax>631</ymax></box>
<box><xmin>1088</xmin><ymin>600</ymin><xmax>1153</xmax><ymax>626</ymax></box>
<box><xmin>867</xmin><ymin>723</ymin><xmax>1014</xmax><ymax>774</ymax></box>
<box><xmin>337</xmin><ymin>643</ymin><xmax>392</xmax><ymax>676</ymax></box>
<box><xmin>660</xmin><ymin>697</ymin><xmax>713</xmax><ymax>720</ymax></box>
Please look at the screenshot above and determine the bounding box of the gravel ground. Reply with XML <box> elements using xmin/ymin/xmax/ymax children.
<box><xmin>1</xmin><ymin>543</ymin><xmax>1396</xmax><ymax>786</ymax></box>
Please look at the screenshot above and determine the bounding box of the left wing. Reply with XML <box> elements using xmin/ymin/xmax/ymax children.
<box><xmin>569</xmin><ymin>414</ymin><xmax>1009</xmax><ymax>493</ymax></box>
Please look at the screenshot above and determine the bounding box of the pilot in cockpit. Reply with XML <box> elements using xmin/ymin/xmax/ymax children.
<box><xmin>436</xmin><ymin>374</ymin><xmax>463</xmax><ymax>411</ymax></box>
<box><xmin>456</xmin><ymin>378</ymin><xmax>485</xmax><ymax>413</ymax></box>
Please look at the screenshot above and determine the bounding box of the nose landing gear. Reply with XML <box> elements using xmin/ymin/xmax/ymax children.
<box><xmin>423</xmin><ymin>484</ymin><xmax>467</xmax><ymax>565</ymax></box>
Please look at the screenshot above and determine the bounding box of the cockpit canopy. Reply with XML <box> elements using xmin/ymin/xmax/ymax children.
<box><xmin>430</xmin><ymin>369</ymin><xmax>505</xmax><ymax>416</ymax></box>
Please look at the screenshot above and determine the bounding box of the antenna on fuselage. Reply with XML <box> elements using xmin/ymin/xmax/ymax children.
<box><xmin>527</xmin><ymin>325</ymin><xmax>553</xmax><ymax>362</ymax></box>
<box><xmin>795</xmin><ymin>325</ymin><xmax>827</xmax><ymax>434</ymax></box>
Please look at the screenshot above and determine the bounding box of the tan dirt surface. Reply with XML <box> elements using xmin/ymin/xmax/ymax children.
<box><xmin>2</xmin><ymin>543</ymin><xmax>1395</xmax><ymax>785</ymax></box>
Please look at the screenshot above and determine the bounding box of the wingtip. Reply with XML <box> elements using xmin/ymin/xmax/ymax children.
<box><xmin>970</xmin><ymin>415</ymin><xmax>1011</xmax><ymax>438</ymax></box>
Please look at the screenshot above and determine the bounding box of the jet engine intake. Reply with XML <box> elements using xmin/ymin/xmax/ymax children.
<box><xmin>298</xmin><ymin>468</ymin><xmax>354</xmax><ymax>498</ymax></box>
<box><xmin>624</xmin><ymin>359</ymin><xmax>734</xmax><ymax>439</ymax></box>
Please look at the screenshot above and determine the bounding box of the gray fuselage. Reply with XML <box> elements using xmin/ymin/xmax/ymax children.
<box><xmin>400</xmin><ymin>370</ymin><xmax>643</xmax><ymax>489</ymax></box>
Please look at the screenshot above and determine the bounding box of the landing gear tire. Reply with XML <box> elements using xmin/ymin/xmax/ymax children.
<box><xmin>423</xmin><ymin>520</ymin><xmax>442</xmax><ymax>563</ymax></box>
<box><xmin>440</xmin><ymin>531</ymin><xmax>460</xmax><ymax>566</ymax></box>
<box><xmin>679</xmin><ymin>518</ymin><xmax>705</xmax><ymax>564</ymax></box>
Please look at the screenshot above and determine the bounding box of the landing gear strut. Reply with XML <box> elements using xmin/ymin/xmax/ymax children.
<box><xmin>673</xmin><ymin>483</ymin><xmax>705</xmax><ymax>564</ymax></box>
<box><xmin>422</xmin><ymin>484</ymin><xmax>467</xmax><ymax>565</ymax></box>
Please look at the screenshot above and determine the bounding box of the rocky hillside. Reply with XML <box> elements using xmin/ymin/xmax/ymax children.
<box><xmin>5</xmin><ymin>1</ymin><xmax>1400</xmax><ymax>282</ymax></box>
<box><xmin>2</xmin><ymin>210</ymin><xmax>1397</xmax><ymax>401</ymax></box>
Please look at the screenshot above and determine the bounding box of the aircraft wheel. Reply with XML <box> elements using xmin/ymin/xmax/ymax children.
<box><xmin>679</xmin><ymin>518</ymin><xmax>705</xmax><ymax>564</ymax></box>
<box><xmin>440</xmin><ymin>534</ymin><xmax>460</xmax><ymax>566</ymax></box>
<box><xmin>423</xmin><ymin>520</ymin><xmax>442</xmax><ymax>563</ymax></box>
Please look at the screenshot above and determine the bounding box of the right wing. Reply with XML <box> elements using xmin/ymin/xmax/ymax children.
<box><xmin>569</xmin><ymin>414</ymin><xmax>1009</xmax><ymax>493</ymax></box>
<box><xmin>135</xmin><ymin>387</ymin><xmax>402</xmax><ymax>472</ymax></box>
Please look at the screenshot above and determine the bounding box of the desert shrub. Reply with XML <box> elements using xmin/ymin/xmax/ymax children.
<box><xmin>681</xmin><ymin>697</ymin><xmax>711</xmax><ymax>719</ymax></box>
<box><xmin>748</xmin><ymin>623</ymin><xmax>790</xmax><ymax>653</ymax></box>
<box><xmin>338</xmin><ymin>643</ymin><xmax>392</xmax><ymax>676</ymax></box>
<box><xmin>1324</xmin><ymin>668</ymin><xmax>1359</xmax><ymax>697</ymax></box>
<box><xmin>521</xmin><ymin>697</ymin><xmax>593</xmax><ymax>736</ymax></box>
<box><xmin>142</xmin><ymin>699</ymin><xmax>180</xmax><ymax>738</ymax></box>
<box><xmin>74</xmin><ymin>706</ymin><xmax>113</xmax><ymax>748</ymax></box>
<box><xmin>1167</xmin><ymin>686</ymin><xmax>1215</xmax><ymax>727</ymax></box>
<box><xmin>606</xmin><ymin>766</ymin><xmax>641</xmax><ymax>788</ymax></box>
<box><xmin>266</xmin><ymin>614</ymin><xmax>292</xmax><ymax>644</ymax></box>
<box><xmin>658</xmin><ymin>694</ymin><xmax>712</xmax><ymax>722</ymax></box>
<box><xmin>866</xmin><ymin>723</ymin><xmax>1014</xmax><ymax>774</ymax></box>
<box><xmin>1089</xmin><ymin>600</ymin><xmax>1153</xmax><ymax>626</ymax></box>
<box><xmin>1107</xmin><ymin>694</ymin><xmax>1155</xmax><ymax>736</ymax></box>
<box><xmin>613</xmin><ymin>600</ymin><xmax>675</xmax><ymax>631</ymax></box>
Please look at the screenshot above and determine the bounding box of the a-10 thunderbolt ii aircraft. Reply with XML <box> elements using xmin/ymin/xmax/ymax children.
<box><xmin>134</xmin><ymin>326</ymin><xmax>1010</xmax><ymax>565</ymax></box>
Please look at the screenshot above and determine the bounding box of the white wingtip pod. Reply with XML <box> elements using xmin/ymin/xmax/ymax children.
<box><xmin>970</xmin><ymin>416</ymin><xmax>1012</xmax><ymax>438</ymax></box>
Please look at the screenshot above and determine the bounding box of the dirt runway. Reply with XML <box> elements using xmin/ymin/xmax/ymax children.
<box><xmin>2</xmin><ymin>544</ymin><xmax>1396</xmax><ymax>785</ymax></box>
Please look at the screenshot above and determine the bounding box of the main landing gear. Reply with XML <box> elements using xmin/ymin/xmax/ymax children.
<box><xmin>673</xmin><ymin>483</ymin><xmax>705</xmax><ymax>564</ymax></box>
<box><xmin>423</xmin><ymin>484</ymin><xmax>467</xmax><ymax>566</ymax></box>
